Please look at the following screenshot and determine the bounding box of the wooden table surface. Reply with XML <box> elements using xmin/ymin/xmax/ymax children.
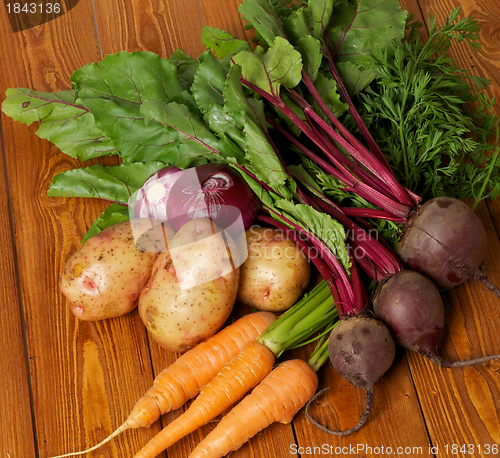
<box><xmin>2</xmin><ymin>0</ymin><xmax>500</xmax><ymax>457</ymax></box>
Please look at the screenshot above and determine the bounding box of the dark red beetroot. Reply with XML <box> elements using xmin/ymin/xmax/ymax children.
<box><xmin>306</xmin><ymin>316</ymin><xmax>396</xmax><ymax>436</ymax></box>
<box><xmin>397</xmin><ymin>197</ymin><xmax>500</xmax><ymax>297</ymax></box>
<box><xmin>372</xmin><ymin>269</ymin><xmax>500</xmax><ymax>367</ymax></box>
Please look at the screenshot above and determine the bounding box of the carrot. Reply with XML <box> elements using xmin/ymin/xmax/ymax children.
<box><xmin>132</xmin><ymin>282</ymin><xmax>336</xmax><ymax>458</ymax></box>
<box><xmin>49</xmin><ymin>311</ymin><xmax>276</xmax><ymax>458</ymax></box>
<box><xmin>188</xmin><ymin>359</ymin><xmax>319</xmax><ymax>458</ymax></box>
<box><xmin>133</xmin><ymin>341</ymin><xmax>276</xmax><ymax>458</ymax></box>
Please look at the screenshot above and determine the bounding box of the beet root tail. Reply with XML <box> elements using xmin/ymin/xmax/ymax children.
<box><xmin>425</xmin><ymin>352</ymin><xmax>500</xmax><ymax>368</ymax></box>
<box><xmin>472</xmin><ymin>267</ymin><xmax>500</xmax><ymax>299</ymax></box>
<box><xmin>305</xmin><ymin>387</ymin><xmax>374</xmax><ymax>437</ymax></box>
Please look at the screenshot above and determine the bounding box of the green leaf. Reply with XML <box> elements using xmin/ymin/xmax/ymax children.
<box><xmin>275</xmin><ymin>199</ymin><xmax>351</xmax><ymax>271</ymax></box>
<box><xmin>168</xmin><ymin>49</ymin><xmax>199</xmax><ymax>91</ymax></box>
<box><xmin>205</xmin><ymin>103</ymin><xmax>247</xmax><ymax>154</ymax></box>
<box><xmin>307</xmin><ymin>0</ymin><xmax>335</xmax><ymax>41</ymax></box>
<box><xmin>312</xmin><ymin>72</ymin><xmax>348</xmax><ymax>118</ymax></box>
<box><xmin>350</xmin><ymin>10</ymin><xmax>500</xmax><ymax>202</ymax></box>
<box><xmin>82</xmin><ymin>204</ymin><xmax>130</xmax><ymax>244</ymax></box>
<box><xmin>201</xmin><ymin>26</ymin><xmax>252</xmax><ymax>59</ymax></box>
<box><xmin>238</xmin><ymin>0</ymin><xmax>285</xmax><ymax>46</ymax></box>
<box><xmin>329</xmin><ymin>0</ymin><xmax>407</xmax><ymax>59</ymax></box>
<box><xmin>296</xmin><ymin>35</ymin><xmax>322</xmax><ymax>82</ymax></box>
<box><xmin>243</xmin><ymin>113</ymin><xmax>291</xmax><ymax>192</ymax></box>
<box><xmin>282</xmin><ymin>7</ymin><xmax>311</xmax><ymax>45</ymax></box>
<box><xmin>233</xmin><ymin>37</ymin><xmax>303</xmax><ymax>97</ymax></box>
<box><xmin>170</xmin><ymin>90</ymin><xmax>204</xmax><ymax>119</ymax></box>
<box><xmin>288</xmin><ymin>163</ymin><xmax>321</xmax><ymax>191</ymax></box>
<box><xmin>2</xmin><ymin>88</ymin><xmax>80</xmax><ymax>125</ymax></box>
<box><xmin>72</xmin><ymin>51</ymin><xmax>184</xmax><ymax>163</ymax></box>
<box><xmin>140</xmin><ymin>100</ymin><xmax>220</xmax><ymax>168</ymax></box>
<box><xmin>48</xmin><ymin>161</ymin><xmax>166</xmax><ymax>203</ymax></box>
<box><xmin>217</xmin><ymin>134</ymin><xmax>247</xmax><ymax>163</ymax></box>
<box><xmin>193</xmin><ymin>50</ymin><xmax>227</xmax><ymax>114</ymax></box>
<box><xmin>1</xmin><ymin>88</ymin><xmax>118</xmax><ymax>161</ymax></box>
<box><xmin>223</xmin><ymin>64</ymin><xmax>266</xmax><ymax>128</ymax></box>
<box><xmin>327</xmin><ymin>0</ymin><xmax>407</xmax><ymax>93</ymax></box>
<box><xmin>335</xmin><ymin>60</ymin><xmax>377</xmax><ymax>96</ymax></box>
<box><xmin>237</xmin><ymin>171</ymin><xmax>280</xmax><ymax>210</ymax></box>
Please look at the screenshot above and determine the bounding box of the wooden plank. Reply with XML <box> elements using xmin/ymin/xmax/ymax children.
<box><xmin>0</xmin><ymin>2</ymin><xmax>160</xmax><ymax>457</ymax></box>
<box><xmin>199</xmin><ymin>0</ymin><xmax>255</xmax><ymax>43</ymax></box>
<box><xmin>79</xmin><ymin>0</ymin><xmax>209</xmax><ymax>450</ymax></box>
<box><xmin>398</xmin><ymin>0</ymin><xmax>500</xmax><ymax>454</ymax></box>
<box><xmin>0</xmin><ymin>92</ymin><xmax>37</xmax><ymax>458</ymax></box>
<box><xmin>405</xmin><ymin>199</ymin><xmax>500</xmax><ymax>454</ymax></box>
<box><xmin>292</xmin><ymin>349</ymin><xmax>433</xmax><ymax>458</ymax></box>
<box><xmin>288</xmin><ymin>0</ymin><xmax>432</xmax><ymax>454</ymax></box>
<box><xmin>92</xmin><ymin>0</ymin><xmax>206</xmax><ymax>58</ymax></box>
<box><xmin>88</xmin><ymin>1</ymin><xmax>207</xmax><ymax>456</ymax></box>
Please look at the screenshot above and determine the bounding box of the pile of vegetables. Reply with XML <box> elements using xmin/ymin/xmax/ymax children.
<box><xmin>3</xmin><ymin>0</ymin><xmax>500</xmax><ymax>455</ymax></box>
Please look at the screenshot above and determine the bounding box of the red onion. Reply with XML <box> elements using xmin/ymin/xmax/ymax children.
<box><xmin>129</xmin><ymin>165</ymin><xmax>184</xmax><ymax>220</ymax></box>
<box><xmin>166</xmin><ymin>163</ymin><xmax>261</xmax><ymax>232</ymax></box>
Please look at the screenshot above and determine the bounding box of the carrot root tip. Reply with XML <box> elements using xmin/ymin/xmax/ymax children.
<box><xmin>47</xmin><ymin>422</ymin><xmax>129</xmax><ymax>458</ymax></box>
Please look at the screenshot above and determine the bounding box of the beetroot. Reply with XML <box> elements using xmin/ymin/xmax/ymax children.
<box><xmin>373</xmin><ymin>269</ymin><xmax>500</xmax><ymax>367</ymax></box>
<box><xmin>306</xmin><ymin>316</ymin><xmax>396</xmax><ymax>436</ymax></box>
<box><xmin>397</xmin><ymin>197</ymin><xmax>500</xmax><ymax>296</ymax></box>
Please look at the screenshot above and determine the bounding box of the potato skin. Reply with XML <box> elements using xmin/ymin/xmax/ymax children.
<box><xmin>138</xmin><ymin>218</ymin><xmax>240</xmax><ymax>352</ymax></box>
<box><xmin>59</xmin><ymin>220</ymin><xmax>172</xmax><ymax>321</ymax></box>
<box><xmin>237</xmin><ymin>226</ymin><xmax>311</xmax><ymax>312</ymax></box>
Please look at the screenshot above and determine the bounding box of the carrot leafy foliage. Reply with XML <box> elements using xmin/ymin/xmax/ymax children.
<box><xmin>350</xmin><ymin>9</ymin><xmax>500</xmax><ymax>202</ymax></box>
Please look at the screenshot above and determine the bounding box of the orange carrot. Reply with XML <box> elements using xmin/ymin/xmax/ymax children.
<box><xmin>133</xmin><ymin>341</ymin><xmax>276</xmax><ymax>458</ymax></box>
<box><xmin>49</xmin><ymin>311</ymin><xmax>276</xmax><ymax>458</ymax></box>
<box><xmin>131</xmin><ymin>282</ymin><xmax>337</xmax><ymax>458</ymax></box>
<box><xmin>188</xmin><ymin>359</ymin><xmax>319</xmax><ymax>458</ymax></box>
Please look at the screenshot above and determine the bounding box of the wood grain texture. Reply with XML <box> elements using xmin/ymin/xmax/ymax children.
<box><xmin>0</xmin><ymin>112</ymin><xmax>37</xmax><ymax>457</ymax></box>
<box><xmin>92</xmin><ymin>0</ymin><xmax>206</xmax><ymax>58</ymax></box>
<box><xmin>0</xmin><ymin>1</ymin><xmax>161</xmax><ymax>457</ymax></box>
<box><xmin>199</xmin><ymin>0</ymin><xmax>256</xmax><ymax>43</ymax></box>
<box><xmin>405</xmin><ymin>200</ymin><xmax>500</xmax><ymax>457</ymax></box>
<box><xmin>399</xmin><ymin>1</ymin><xmax>500</xmax><ymax>455</ymax></box>
<box><xmin>1</xmin><ymin>0</ymin><xmax>500</xmax><ymax>457</ymax></box>
<box><xmin>293</xmin><ymin>349</ymin><xmax>433</xmax><ymax>457</ymax></box>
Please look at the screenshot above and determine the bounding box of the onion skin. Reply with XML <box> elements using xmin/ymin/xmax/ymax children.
<box><xmin>131</xmin><ymin>166</ymin><xmax>184</xmax><ymax>221</ymax></box>
<box><xmin>166</xmin><ymin>163</ymin><xmax>261</xmax><ymax>232</ymax></box>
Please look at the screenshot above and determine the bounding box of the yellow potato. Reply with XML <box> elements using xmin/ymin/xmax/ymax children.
<box><xmin>138</xmin><ymin>218</ymin><xmax>240</xmax><ymax>352</ymax></box>
<box><xmin>59</xmin><ymin>220</ymin><xmax>174</xmax><ymax>321</ymax></box>
<box><xmin>237</xmin><ymin>226</ymin><xmax>311</xmax><ymax>312</ymax></box>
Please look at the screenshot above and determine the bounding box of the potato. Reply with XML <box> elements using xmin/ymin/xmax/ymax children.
<box><xmin>59</xmin><ymin>220</ymin><xmax>174</xmax><ymax>321</ymax></box>
<box><xmin>237</xmin><ymin>226</ymin><xmax>311</xmax><ymax>312</ymax></box>
<box><xmin>138</xmin><ymin>218</ymin><xmax>240</xmax><ymax>352</ymax></box>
